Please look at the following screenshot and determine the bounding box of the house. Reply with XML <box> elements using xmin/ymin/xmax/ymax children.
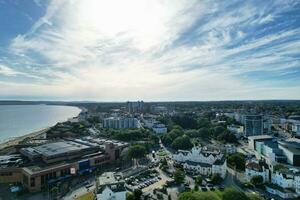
<box><xmin>245</xmin><ymin>160</ymin><xmax>270</xmax><ymax>183</ymax></box>
<box><xmin>173</xmin><ymin>146</ymin><xmax>227</xmax><ymax>178</ymax></box>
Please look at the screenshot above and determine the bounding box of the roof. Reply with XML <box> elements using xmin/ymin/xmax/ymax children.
<box><xmin>98</xmin><ymin>172</ymin><xmax>124</xmax><ymax>186</ymax></box>
<box><xmin>33</xmin><ymin>141</ymin><xmax>92</xmax><ymax>157</ymax></box>
<box><xmin>185</xmin><ymin>161</ymin><xmax>212</xmax><ymax>167</ymax></box>
<box><xmin>248</xmin><ymin>135</ymin><xmax>273</xmax><ymax>140</ymax></box>
<box><xmin>278</xmin><ymin>140</ymin><xmax>300</xmax><ymax>155</ymax></box>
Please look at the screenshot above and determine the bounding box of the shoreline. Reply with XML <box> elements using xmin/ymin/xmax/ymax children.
<box><xmin>0</xmin><ymin>105</ymin><xmax>84</xmax><ymax>150</ymax></box>
<box><xmin>0</xmin><ymin>127</ymin><xmax>50</xmax><ymax>150</ymax></box>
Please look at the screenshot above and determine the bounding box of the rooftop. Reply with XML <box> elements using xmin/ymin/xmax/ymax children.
<box><xmin>248</xmin><ymin>135</ymin><xmax>273</xmax><ymax>140</ymax></box>
<box><xmin>98</xmin><ymin>172</ymin><xmax>124</xmax><ymax>186</ymax></box>
<box><xmin>30</xmin><ymin>141</ymin><xmax>93</xmax><ymax>157</ymax></box>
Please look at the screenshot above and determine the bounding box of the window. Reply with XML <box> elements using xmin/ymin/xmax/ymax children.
<box><xmin>23</xmin><ymin>175</ymin><xmax>29</xmax><ymax>185</ymax></box>
<box><xmin>30</xmin><ymin>177</ymin><xmax>35</xmax><ymax>187</ymax></box>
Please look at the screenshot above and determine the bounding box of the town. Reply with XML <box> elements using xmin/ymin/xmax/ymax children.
<box><xmin>1</xmin><ymin>100</ymin><xmax>300</xmax><ymax>200</ymax></box>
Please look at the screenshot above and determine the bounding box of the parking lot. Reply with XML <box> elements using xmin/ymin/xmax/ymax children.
<box><xmin>125</xmin><ymin>169</ymin><xmax>163</xmax><ymax>190</ymax></box>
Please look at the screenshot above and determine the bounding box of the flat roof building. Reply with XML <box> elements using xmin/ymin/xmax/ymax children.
<box><xmin>0</xmin><ymin>139</ymin><xmax>126</xmax><ymax>192</ymax></box>
<box><xmin>96</xmin><ymin>172</ymin><xmax>126</xmax><ymax>200</ymax></box>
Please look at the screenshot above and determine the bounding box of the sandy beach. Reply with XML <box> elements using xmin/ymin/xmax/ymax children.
<box><xmin>0</xmin><ymin>127</ymin><xmax>49</xmax><ymax>150</ymax></box>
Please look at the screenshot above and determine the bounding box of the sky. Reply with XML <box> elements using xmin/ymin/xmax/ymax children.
<box><xmin>0</xmin><ymin>0</ymin><xmax>300</xmax><ymax>101</ymax></box>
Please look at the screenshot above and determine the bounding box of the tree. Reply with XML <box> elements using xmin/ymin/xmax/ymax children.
<box><xmin>211</xmin><ymin>173</ymin><xmax>223</xmax><ymax>185</ymax></box>
<box><xmin>195</xmin><ymin>176</ymin><xmax>202</xmax><ymax>185</ymax></box>
<box><xmin>273</xmin><ymin>163</ymin><xmax>288</xmax><ymax>172</ymax></box>
<box><xmin>227</xmin><ymin>153</ymin><xmax>245</xmax><ymax>171</ymax></box>
<box><xmin>128</xmin><ymin>145</ymin><xmax>147</xmax><ymax>167</ymax></box>
<box><xmin>250</xmin><ymin>175</ymin><xmax>264</xmax><ymax>186</ymax></box>
<box><xmin>247</xmin><ymin>193</ymin><xmax>264</xmax><ymax>200</ymax></box>
<box><xmin>161</xmin><ymin>134</ymin><xmax>173</xmax><ymax>147</ymax></box>
<box><xmin>222</xmin><ymin>188</ymin><xmax>250</xmax><ymax>200</ymax></box>
<box><xmin>169</xmin><ymin>128</ymin><xmax>184</xmax><ymax>140</ymax></box>
<box><xmin>126</xmin><ymin>189</ymin><xmax>143</xmax><ymax>200</ymax></box>
<box><xmin>174</xmin><ymin>169</ymin><xmax>185</xmax><ymax>184</ymax></box>
<box><xmin>133</xmin><ymin>189</ymin><xmax>142</xmax><ymax>200</ymax></box>
<box><xmin>178</xmin><ymin>191</ymin><xmax>219</xmax><ymax>200</ymax></box>
<box><xmin>171</xmin><ymin>135</ymin><xmax>193</xmax><ymax>150</ymax></box>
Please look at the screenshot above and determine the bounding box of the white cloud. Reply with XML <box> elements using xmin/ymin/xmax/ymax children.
<box><xmin>3</xmin><ymin>0</ymin><xmax>300</xmax><ymax>100</ymax></box>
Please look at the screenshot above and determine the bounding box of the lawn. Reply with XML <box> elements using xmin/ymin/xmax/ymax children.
<box><xmin>157</xmin><ymin>149</ymin><xmax>168</xmax><ymax>156</ymax></box>
<box><xmin>75</xmin><ymin>191</ymin><xmax>95</xmax><ymax>200</ymax></box>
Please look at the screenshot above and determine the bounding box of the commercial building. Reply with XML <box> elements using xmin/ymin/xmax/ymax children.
<box><xmin>173</xmin><ymin>147</ymin><xmax>227</xmax><ymax>178</ymax></box>
<box><xmin>0</xmin><ymin>139</ymin><xmax>127</xmax><ymax>192</ymax></box>
<box><xmin>278</xmin><ymin>139</ymin><xmax>300</xmax><ymax>166</ymax></box>
<box><xmin>96</xmin><ymin>172</ymin><xmax>126</xmax><ymax>200</ymax></box>
<box><xmin>103</xmin><ymin>117</ymin><xmax>140</xmax><ymax>129</ymax></box>
<box><xmin>244</xmin><ymin>115</ymin><xmax>263</xmax><ymax>137</ymax></box>
<box><xmin>248</xmin><ymin>135</ymin><xmax>274</xmax><ymax>151</ymax></box>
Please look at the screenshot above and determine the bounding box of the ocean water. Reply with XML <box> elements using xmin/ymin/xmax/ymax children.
<box><xmin>0</xmin><ymin>105</ymin><xmax>81</xmax><ymax>142</ymax></box>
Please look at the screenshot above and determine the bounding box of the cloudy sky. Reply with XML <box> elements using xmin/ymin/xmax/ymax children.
<box><xmin>0</xmin><ymin>0</ymin><xmax>299</xmax><ymax>101</ymax></box>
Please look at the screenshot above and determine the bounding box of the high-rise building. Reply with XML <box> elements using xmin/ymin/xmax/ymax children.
<box><xmin>126</xmin><ymin>101</ymin><xmax>144</xmax><ymax>113</ymax></box>
<box><xmin>244</xmin><ymin>115</ymin><xmax>263</xmax><ymax>137</ymax></box>
<box><xmin>103</xmin><ymin>117</ymin><xmax>140</xmax><ymax>129</ymax></box>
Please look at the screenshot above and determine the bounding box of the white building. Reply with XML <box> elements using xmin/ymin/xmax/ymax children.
<box><xmin>96</xmin><ymin>172</ymin><xmax>126</xmax><ymax>200</ymax></box>
<box><xmin>152</xmin><ymin>124</ymin><xmax>167</xmax><ymax>134</ymax></box>
<box><xmin>227</xmin><ymin>125</ymin><xmax>244</xmax><ymax>137</ymax></box>
<box><xmin>225</xmin><ymin>144</ymin><xmax>237</xmax><ymax>154</ymax></box>
<box><xmin>103</xmin><ymin>117</ymin><xmax>140</xmax><ymax>129</ymax></box>
<box><xmin>272</xmin><ymin>171</ymin><xmax>296</xmax><ymax>189</ymax></box>
<box><xmin>173</xmin><ymin>147</ymin><xmax>227</xmax><ymax>178</ymax></box>
<box><xmin>292</xmin><ymin>124</ymin><xmax>300</xmax><ymax>135</ymax></box>
<box><xmin>245</xmin><ymin>160</ymin><xmax>270</xmax><ymax>183</ymax></box>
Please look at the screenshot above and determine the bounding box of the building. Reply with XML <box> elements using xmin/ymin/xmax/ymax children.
<box><xmin>292</xmin><ymin>124</ymin><xmax>300</xmax><ymax>136</ymax></box>
<box><xmin>96</xmin><ymin>172</ymin><xmax>126</xmax><ymax>200</ymax></box>
<box><xmin>152</xmin><ymin>124</ymin><xmax>167</xmax><ymax>134</ymax></box>
<box><xmin>173</xmin><ymin>147</ymin><xmax>227</xmax><ymax>178</ymax></box>
<box><xmin>126</xmin><ymin>101</ymin><xmax>144</xmax><ymax>113</ymax></box>
<box><xmin>278</xmin><ymin>139</ymin><xmax>300</xmax><ymax>166</ymax></box>
<box><xmin>245</xmin><ymin>160</ymin><xmax>270</xmax><ymax>183</ymax></box>
<box><xmin>227</xmin><ymin>125</ymin><xmax>244</xmax><ymax>137</ymax></box>
<box><xmin>0</xmin><ymin>139</ymin><xmax>127</xmax><ymax>192</ymax></box>
<box><xmin>225</xmin><ymin>144</ymin><xmax>237</xmax><ymax>154</ymax></box>
<box><xmin>103</xmin><ymin>117</ymin><xmax>140</xmax><ymax>129</ymax></box>
<box><xmin>244</xmin><ymin>115</ymin><xmax>263</xmax><ymax>137</ymax></box>
<box><xmin>248</xmin><ymin>135</ymin><xmax>274</xmax><ymax>151</ymax></box>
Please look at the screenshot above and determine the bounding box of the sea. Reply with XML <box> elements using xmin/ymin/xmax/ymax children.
<box><xmin>0</xmin><ymin>104</ymin><xmax>81</xmax><ymax>142</ymax></box>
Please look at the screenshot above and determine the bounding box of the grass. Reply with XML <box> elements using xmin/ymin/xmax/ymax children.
<box><xmin>75</xmin><ymin>191</ymin><xmax>95</xmax><ymax>200</ymax></box>
<box><xmin>157</xmin><ymin>149</ymin><xmax>168</xmax><ymax>156</ymax></box>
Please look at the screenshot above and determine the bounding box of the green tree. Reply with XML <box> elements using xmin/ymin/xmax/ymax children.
<box><xmin>273</xmin><ymin>163</ymin><xmax>288</xmax><ymax>172</ymax></box>
<box><xmin>195</xmin><ymin>176</ymin><xmax>202</xmax><ymax>185</ymax></box>
<box><xmin>133</xmin><ymin>189</ymin><xmax>142</xmax><ymax>200</ymax></box>
<box><xmin>174</xmin><ymin>169</ymin><xmax>185</xmax><ymax>184</ymax></box>
<box><xmin>250</xmin><ymin>175</ymin><xmax>264</xmax><ymax>186</ymax></box>
<box><xmin>171</xmin><ymin>135</ymin><xmax>193</xmax><ymax>150</ymax></box>
<box><xmin>222</xmin><ymin>188</ymin><xmax>250</xmax><ymax>200</ymax></box>
<box><xmin>247</xmin><ymin>193</ymin><xmax>264</xmax><ymax>200</ymax></box>
<box><xmin>227</xmin><ymin>153</ymin><xmax>246</xmax><ymax>171</ymax></box>
<box><xmin>178</xmin><ymin>191</ymin><xmax>219</xmax><ymax>200</ymax></box>
<box><xmin>211</xmin><ymin>173</ymin><xmax>223</xmax><ymax>185</ymax></box>
<box><xmin>128</xmin><ymin>145</ymin><xmax>147</xmax><ymax>167</ymax></box>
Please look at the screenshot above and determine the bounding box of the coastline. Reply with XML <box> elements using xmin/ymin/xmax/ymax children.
<box><xmin>0</xmin><ymin>127</ymin><xmax>50</xmax><ymax>150</ymax></box>
<box><xmin>0</xmin><ymin>105</ymin><xmax>84</xmax><ymax>151</ymax></box>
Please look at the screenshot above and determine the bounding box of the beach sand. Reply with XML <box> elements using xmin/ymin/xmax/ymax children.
<box><xmin>0</xmin><ymin>128</ymin><xmax>49</xmax><ymax>150</ymax></box>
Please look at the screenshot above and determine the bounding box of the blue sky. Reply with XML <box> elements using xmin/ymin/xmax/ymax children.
<box><xmin>0</xmin><ymin>0</ymin><xmax>300</xmax><ymax>101</ymax></box>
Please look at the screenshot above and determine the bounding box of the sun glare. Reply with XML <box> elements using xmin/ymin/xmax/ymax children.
<box><xmin>78</xmin><ymin>0</ymin><xmax>164</xmax><ymax>35</ymax></box>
